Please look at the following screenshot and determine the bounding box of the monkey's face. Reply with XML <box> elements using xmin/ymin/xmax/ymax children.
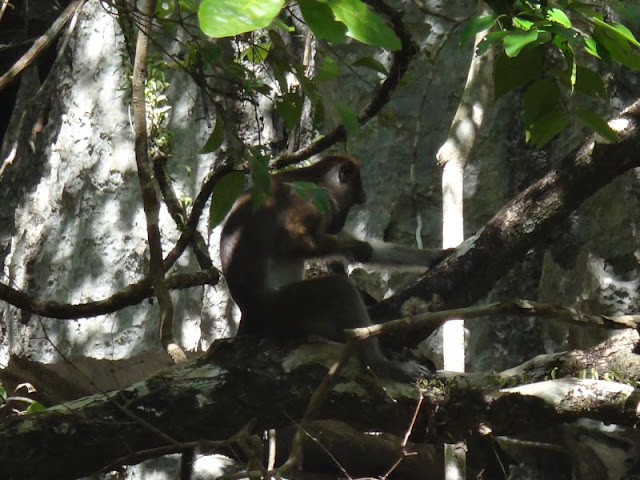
<box><xmin>324</xmin><ymin>158</ymin><xmax>366</xmax><ymax>232</ymax></box>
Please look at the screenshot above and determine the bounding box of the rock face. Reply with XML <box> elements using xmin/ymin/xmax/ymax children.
<box><xmin>0</xmin><ymin>2</ymin><xmax>228</xmax><ymax>373</ymax></box>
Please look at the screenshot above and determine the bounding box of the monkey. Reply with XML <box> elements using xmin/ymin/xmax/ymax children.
<box><xmin>220</xmin><ymin>154</ymin><xmax>448</xmax><ymax>380</ymax></box>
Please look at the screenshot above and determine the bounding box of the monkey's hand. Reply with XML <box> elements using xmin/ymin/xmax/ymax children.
<box><xmin>345</xmin><ymin>239</ymin><xmax>373</xmax><ymax>263</ymax></box>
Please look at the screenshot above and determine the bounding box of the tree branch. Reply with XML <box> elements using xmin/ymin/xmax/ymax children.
<box><xmin>0</xmin><ymin>268</ymin><xmax>218</xmax><ymax>319</ymax></box>
<box><xmin>0</xmin><ymin>0</ymin><xmax>86</xmax><ymax>93</ymax></box>
<box><xmin>271</xmin><ymin>0</ymin><xmax>418</xmax><ymax>169</ymax></box>
<box><xmin>352</xmin><ymin>299</ymin><xmax>639</xmax><ymax>342</ymax></box>
<box><xmin>370</xmin><ymin>100</ymin><xmax>640</xmax><ymax>329</ymax></box>
<box><xmin>131</xmin><ymin>0</ymin><xmax>185</xmax><ymax>363</ymax></box>
<box><xmin>0</xmin><ymin>332</ymin><xmax>638</xmax><ymax>480</ymax></box>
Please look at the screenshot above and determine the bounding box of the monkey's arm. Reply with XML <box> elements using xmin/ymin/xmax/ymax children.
<box><xmin>314</xmin><ymin>234</ymin><xmax>452</xmax><ymax>268</ymax></box>
<box><xmin>366</xmin><ymin>242</ymin><xmax>453</xmax><ymax>268</ymax></box>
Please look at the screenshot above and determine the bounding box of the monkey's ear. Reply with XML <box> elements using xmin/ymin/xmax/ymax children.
<box><xmin>338</xmin><ymin>161</ymin><xmax>358</xmax><ymax>183</ymax></box>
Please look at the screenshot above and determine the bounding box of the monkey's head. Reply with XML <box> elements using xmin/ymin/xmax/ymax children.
<box><xmin>321</xmin><ymin>155</ymin><xmax>366</xmax><ymax>232</ymax></box>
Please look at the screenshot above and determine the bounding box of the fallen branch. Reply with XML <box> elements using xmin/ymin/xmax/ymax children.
<box><xmin>0</xmin><ymin>332</ymin><xmax>638</xmax><ymax>480</ymax></box>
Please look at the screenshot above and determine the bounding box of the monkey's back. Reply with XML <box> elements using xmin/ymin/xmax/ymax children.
<box><xmin>220</xmin><ymin>178</ymin><xmax>328</xmax><ymax>333</ymax></box>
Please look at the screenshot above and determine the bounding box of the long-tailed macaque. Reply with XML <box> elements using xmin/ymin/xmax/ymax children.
<box><xmin>220</xmin><ymin>155</ymin><xmax>448</xmax><ymax>380</ymax></box>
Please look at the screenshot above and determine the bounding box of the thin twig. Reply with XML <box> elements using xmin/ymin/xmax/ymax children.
<box><xmin>0</xmin><ymin>0</ymin><xmax>85</xmax><ymax>93</ymax></box>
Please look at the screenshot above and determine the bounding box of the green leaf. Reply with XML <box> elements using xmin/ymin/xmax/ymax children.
<box><xmin>503</xmin><ymin>28</ymin><xmax>539</xmax><ymax>57</ymax></box>
<box><xmin>574</xmin><ymin>66</ymin><xmax>606</xmax><ymax>98</ymax></box>
<box><xmin>334</xmin><ymin>101</ymin><xmax>358</xmax><ymax>135</ymax></box>
<box><xmin>313</xmin><ymin>100</ymin><xmax>325</xmax><ymax>130</ymax></box>
<box><xmin>326</xmin><ymin>0</ymin><xmax>401</xmax><ymax>51</ymax></box>
<box><xmin>248</xmin><ymin>150</ymin><xmax>272</xmax><ymax>209</ymax></box>
<box><xmin>593</xmin><ymin>28</ymin><xmax>640</xmax><ymax>70</ymax></box>
<box><xmin>0</xmin><ymin>385</ymin><xmax>7</xmax><ymax>402</ymax></box>
<box><xmin>178</xmin><ymin>0</ymin><xmax>199</xmax><ymax>13</ymax></box>
<box><xmin>494</xmin><ymin>46</ymin><xmax>544</xmax><ymax>97</ymax></box>
<box><xmin>315</xmin><ymin>56</ymin><xmax>341</xmax><ymax>81</ymax></box>
<box><xmin>547</xmin><ymin>8</ymin><xmax>571</xmax><ymax>28</ymax></box>
<box><xmin>352</xmin><ymin>56</ymin><xmax>388</xmax><ymax>75</ymax></box>
<box><xmin>295</xmin><ymin>68</ymin><xmax>321</xmax><ymax>103</ymax></box>
<box><xmin>459</xmin><ymin>14</ymin><xmax>498</xmax><ymax>45</ymax></box>
<box><xmin>201</xmin><ymin>42</ymin><xmax>222</xmax><ymax>66</ymax></box>
<box><xmin>527</xmin><ymin>109</ymin><xmax>569</xmax><ymax>148</ymax></box>
<box><xmin>523</xmin><ymin>79</ymin><xmax>561</xmax><ymax>126</ymax></box>
<box><xmin>590</xmin><ymin>16</ymin><xmax>640</xmax><ymax>48</ymax></box>
<box><xmin>199</xmin><ymin>108</ymin><xmax>225</xmax><ymax>153</ymax></box>
<box><xmin>513</xmin><ymin>16</ymin><xmax>534</xmax><ymax>31</ymax></box>
<box><xmin>584</xmin><ymin>36</ymin><xmax>600</xmax><ymax>58</ymax></box>
<box><xmin>299</xmin><ymin>0</ymin><xmax>347</xmax><ymax>43</ymax></box>
<box><xmin>276</xmin><ymin>92</ymin><xmax>304</xmax><ymax>130</ymax></box>
<box><xmin>476</xmin><ymin>30</ymin><xmax>508</xmax><ymax>55</ymax></box>
<box><xmin>198</xmin><ymin>0</ymin><xmax>285</xmax><ymax>38</ymax></box>
<box><xmin>575</xmin><ymin>108</ymin><xmax>619</xmax><ymax>143</ymax></box>
<box><xmin>209</xmin><ymin>172</ymin><xmax>246</xmax><ymax>228</ymax></box>
<box><xmin>26</xmin><ymin>401</ymin><xmax>45</xmax><ymax>414</ymax></box>
<box><xmin>242</xmin><ymin>41</ymin><xmax>272</xmax><ymax>63</ymax></box>
<box><xmin>287</xmin><ymin>181</ymin><xmax>330</xmax><ymax>213</ymax></box>
<box><xmin>156</xmin><ymin>0</ymin><xmax>175</xmax><ymax>18</ymax></box>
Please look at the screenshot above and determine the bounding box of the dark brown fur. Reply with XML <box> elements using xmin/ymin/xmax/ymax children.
<box><xmin>220</xmin><ymin>155</ymin><xmax>428</xmax><ymax>380</ymax></box>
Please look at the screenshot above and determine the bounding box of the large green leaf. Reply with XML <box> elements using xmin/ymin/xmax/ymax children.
<box><xmin>198</xmin><ymin>0</ymin><xmax>285</xmax><ymax>38</ymax></box>
<box><xmin>527</xmin><ymin>109</ymin><xmax>569</xmax><ymax>148</ymax></box>
<box><xmin>547</xmin><ymin>8</ymin><xmax>572</xmax><ymax>28</ymax></box>
<box><xmin>459</xmin><ymin>14</ymin><xmax>498</xmax><ymax>45</ymax></box>
<box><xmin>334</xmin><ymin>101</ymin><xmax>358</xmax><ymax>134</ymax></box>
<box><xmin>276</xmin><ymin>92</ymin><xmax>304</xmax><ymax>130</ymax></box>
<box><xmin>523</xmin><ymin>79</ymin><xmax>561</xmax><ymax>127</ymax></box>
<box><xmin>573</xmin><ymin>66</ymin><xmax>606</xmax><ymax>98</ymax></box>
<box><xmin>209</xmin><ymin>172</ymin><xmax>246</xmax><ymax>228</ymax></box>
<box><xmin>199</xmin><ymin>108</ymin><xmax>225</xmax><ymax>153</ymax></box>
<box><xmin>575</xmin><ymin>108</ymin><xmax>619</xmax><ymax>143</ymax></box>
<box><xmin>326</xmin><ymin>0</ymin><xmax>401</xmax><ymax>51</ymax></box>
<box><xmin>590</xmin><ymin>16</ymin><xmax>640</xmax><ymax>48</ymax></box>
<box><xmin>592</xmin><ymin>27</ymin><xmax>640</xmax><ymax>70</ymax></box>
<box><xmin>504</xmin><ymin>28</ymin><xmax>539</xmax><ymax>57</ymax></box>
<box><xmin>287</xmin><ymin>181</ymin><xmax>329</xmax><ymax>213</ymax></box>
<box><xmin>299</xmin><ymin>0</ymin><xmax>347</xmax><ymax>43</ymax></box>
<box><xmin>248</xmin><ymin>150</ymin><xmax>272</xmax><ymax>209</ymax></box>
<box><xmin>494</xmin><ymin>46</ymin><xmax>544</xmax><ymax>97</ymax></box>
<box><xmin>352</xmin><ymin>56</ymin><xmax>388</xmax><ymax>75</ymax></box>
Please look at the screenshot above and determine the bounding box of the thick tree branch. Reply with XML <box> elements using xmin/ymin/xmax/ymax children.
<box><xmin>0</xmin><ymin>332</ymin><xmax>638</xmax><ymax>480</ymax></box>
<box><xmin>0</xmin><ymin>268</ymin><xmax>218</xmax><ymax>319</ymax></box>
<box><xmin>370</xmin><ymin>100</ymin><xmax>640</xmax><ymax>329</ymax></box>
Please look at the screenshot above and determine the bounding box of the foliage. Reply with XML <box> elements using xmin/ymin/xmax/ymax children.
<box><xmin>465</xmin><ymin>0</ymin><xmax>640</xmax><ymax>146</ymax></box>
<box><xmin>152</xmin><ymin>0</ymin><xmax>640</xmax><ymax>221</ymax></box>
<box><xmin>0</xmin><ymin>382</ymin><xmax>44</xmax><ymax>417</ymax></box>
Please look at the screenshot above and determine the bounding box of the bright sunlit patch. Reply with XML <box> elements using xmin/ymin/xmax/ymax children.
<box><xmin>609</xmin><ymin>117</ymin><xmax>630</xmax><ymax>133</ymax></box>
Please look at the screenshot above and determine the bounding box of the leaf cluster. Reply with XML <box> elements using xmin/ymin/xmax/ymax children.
<box><xmin>464</xmin><ymin>0</ymin><xmax>640</xmax><ymax>146</ymax></box>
